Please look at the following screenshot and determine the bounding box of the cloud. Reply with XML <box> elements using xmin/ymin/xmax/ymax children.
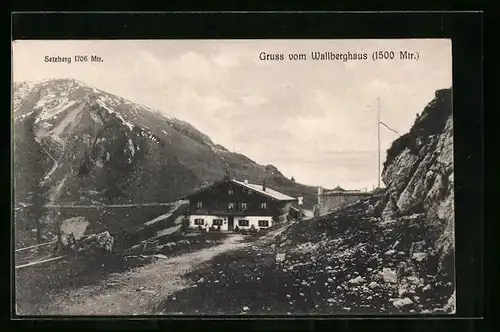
<box><xmin>241</xmin><ymin>95</ymin><xmax>268</xmax><ymax>107</ymax></box>
<box><xmin>213</xmin><ymin>51</ymin><xmax>240</xmax><ymax>68</ymax></box>
<box><xmin>167</xmin><ymin>51</ymin><xmax>213</xmax><ymax>80</ymax></box>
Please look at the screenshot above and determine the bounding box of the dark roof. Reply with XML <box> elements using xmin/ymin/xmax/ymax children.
<box><xmin>232</xmin><ymin>180</ymin><xmax>296</xmax><ymax>201</ymax></box>
<box><xmin>178</xmin><ymin>179</ymin><xmax>296</xmax><ymax>201</ymax></box>
<box><xmin>332</xmin><ymin>186</ymin><xmax>346</xmax><ymax>192</ymax></box>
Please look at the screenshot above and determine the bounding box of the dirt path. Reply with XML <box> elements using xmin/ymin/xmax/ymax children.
<box><xmin>40</xmin><ymin>234</ymin><xmax>248</xmax><ymax>315</ymax></box>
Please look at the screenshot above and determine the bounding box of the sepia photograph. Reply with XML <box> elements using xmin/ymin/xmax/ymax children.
<box><xmin>12</xmin><ymin>39</ymin><xmax>454</xmax><ymax>316</ymax></box>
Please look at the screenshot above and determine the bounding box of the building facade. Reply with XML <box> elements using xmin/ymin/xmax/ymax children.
<box><xmin>181</xmin><ymin>179</ymin><xmax>297</xmax><ymax>231</ymax></box>
<box><xmin>314</xmin><ymin>186</ymin><xmax>372</xmax><ymax>216</ymax></box>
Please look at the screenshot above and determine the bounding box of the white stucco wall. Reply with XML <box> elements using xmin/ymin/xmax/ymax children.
<box><xmin>189</xmin><ymin>215</ymin><xmax>229</xmax><ymax>231</ymax></box>
<box><xmin>189</xmin><ymin>215</ymin><xmax>275</xmax><ymax>231</ymax></box>
<box><xmin>234</xmin><ymin>216</ymin><xmax>273</xmax><ymax>230</ymax></box>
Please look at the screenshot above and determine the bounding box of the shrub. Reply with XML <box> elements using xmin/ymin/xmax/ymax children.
<box><xmin>384</xmin><ymin>133</ymin><xmax>410</xmax><ymax>169</ymax></box>
<box><xmin>383</xmin><ymin>88</ymin><xmax>452</xmax><ymax>171</ymax></box>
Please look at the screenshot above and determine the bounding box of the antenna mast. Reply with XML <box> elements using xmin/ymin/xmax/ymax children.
<box><xmin>377</xmin><ymin>97</ymin><xmax>381</xmax><ymax>189</ymax></box>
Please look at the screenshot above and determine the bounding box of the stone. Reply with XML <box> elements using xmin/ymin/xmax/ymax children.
<box><xmin>348</xmin><ymin>276</ymin><xmax>365</xmax><ymax>284</ymax></box>
<box><xmin>443</xmin><ymin>290</ymin><xmax>456</xmax><ymax>313</ymax></box>
<box><xmin>59</xmin><ymin>217</ymin><xmax>90</xmax><ymax>245</ymax></box>
<box><xmin>366</xmin><ymin>204</ymin><xmax>375</xmax><ymax>216</ymax></box>
<box><xmin>392</xmin><ymin>297</ymin><xmax>413</xmax><ymax>308</ymax></box>
<box><xmin>381</xmin><ymin>268</ymin><xmax>398</xmax><ymax>283</ymax></box>
<box><xmin>79</xmin><ymin>231</ymin><xmax>114</xmax><ymax>253</ymax></box>
<box><xmin>153</xmin><ymin>254</ymin><xmax>168</xmax><ymax>259</ymax></box>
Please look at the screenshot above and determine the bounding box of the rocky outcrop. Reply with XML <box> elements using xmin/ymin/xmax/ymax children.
<box><xmin>381</xmin><ymin>88</ymin><xmax>454</xmax><ymax>275</ymax></box>
<box><xmin>270</xmin><ymin>88</ymin><xmax>455</xmax><ymax>313</ymax></box>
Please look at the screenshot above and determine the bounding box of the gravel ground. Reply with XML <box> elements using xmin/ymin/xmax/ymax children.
<box><xmin>15</xmin><ymin>232</ymin><xmax>235</xmax><ymax>315</ymax></box>
<box><xmin>16</xmin><ymin>205</ymin><xmax>454</xmax><ymax>317</ymax></box>
<box><xmin>157</xmin><ymin>208</ymin><xmax>454</xmax><ymax>316</ymax></box>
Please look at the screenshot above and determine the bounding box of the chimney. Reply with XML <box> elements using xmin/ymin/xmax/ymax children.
<box><xmin>262</xmin><ymin>179</ymin><xmax>266</xmax><ymax>191</ymax></box>
<box><xmin>318</xmin><ymin>186</ymin><xmax>324</xmax><ymax>196</ymax></box>
<box><xmin>244</xmin><ymin>179</ymin><xmax>249</xmax><ymax>184</ymax></box>
<box><xmin>223</xmin><ymin>165</ymin><xmax>230</xmax><ymax>181</ymax></box>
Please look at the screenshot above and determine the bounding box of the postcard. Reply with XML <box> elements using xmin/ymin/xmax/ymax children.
<box><xmin>12</xmin><ymin>39</ymin><xmax>454</xmax><ymax>315</ymax></box>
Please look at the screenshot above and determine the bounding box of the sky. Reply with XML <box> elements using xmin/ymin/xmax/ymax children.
<box><xmin>12</xmin><ymin>39</ymin><xmax>452</xmax><ymax>189</ymax></box>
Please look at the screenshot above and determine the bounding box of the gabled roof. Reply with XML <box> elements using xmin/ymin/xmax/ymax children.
<box><xmin>232</xmin><ymin>180</ymin><xmax>296</xmax><ymax>201</ymax></box>
<box><xmin>179</xmin><ymin>179</ymin><xmax>296</xmax><ymax>202</ymax></box>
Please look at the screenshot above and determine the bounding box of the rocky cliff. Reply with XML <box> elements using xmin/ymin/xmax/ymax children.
<box><xmin>265</xmin><ymin>88</ymin><xmax>455</xmax><ymax>313</ymax></box>
<box><xmin>381</xmin><ymin>88</ymin><xmax>454</xmax><ymax>275</ymax></box>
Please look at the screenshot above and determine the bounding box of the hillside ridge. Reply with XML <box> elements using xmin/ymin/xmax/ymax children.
<box><xmin>13</xmin><ymin>78</ymin><xmax>317</xmax><ymax>245</ymax></box>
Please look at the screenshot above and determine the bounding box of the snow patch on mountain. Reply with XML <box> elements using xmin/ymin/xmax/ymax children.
<box><xmin>211</xmin><ymin>144</ymin><xmax>229</xmax><ymax>153</ymax></box>
<box><xmin>140</xmin><ymin>130</ymin><xmax>160</xmax><ymax>144</ymax></box>
<box><xmin>96</xmin><ymin>98</ymin><xmax>112</xmax><ymax>111</ymax></box>
<box><xmin>128</xmin><ymin>139</ymin><xmax>135</xmax><ymax>156</ymax></box>
<box><xmin>13</xmin><ymin>81</ymin><xmax>40</xmax><ymax>111</ymax></box>
<box><xmin>96</xmin><ymin>97</ymin><xmax>134</xmax><ymax>131</ymax></box>
<box><xmin>89</xmin><ymin>109</ymin><xmax>103</xmax><ymax>125</ymax></box>
<box><xmin>36</xmin><ymin>99</ymin><xmax>79</xmax><ymax>123</ymax></box>
<box><xmin>50</xmin><ymin>102</ymin><xmax>85</xmax><ymax>137</ymax></box>
<box><xmin>116</xmin><ymin>113</ymin><xmax>135</xmax><ymax>131</ymax></box>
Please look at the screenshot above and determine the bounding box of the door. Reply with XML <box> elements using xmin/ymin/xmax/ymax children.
<box><xmin>228</xmin><ymin>216</ymin><xmax>234</xmax><ymax>231</ymax></box>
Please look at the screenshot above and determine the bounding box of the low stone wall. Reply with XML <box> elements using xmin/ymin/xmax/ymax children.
<box><xmin>316</xmin><ymin>192</ymin><xmax>372</xmax><ymax>216</ymax></box>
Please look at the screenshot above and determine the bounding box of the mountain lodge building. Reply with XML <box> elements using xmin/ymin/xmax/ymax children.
<box><xmin>314</xmin><ymin>185</ymin><xmax>372</xmax><ymax>216</ymax></box>
<box><xmin>180</xmin><ymin>178</ymin><xmax>298</xmax><ymax>232</ymax></box>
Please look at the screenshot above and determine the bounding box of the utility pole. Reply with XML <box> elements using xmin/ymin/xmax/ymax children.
<box><xmin>377</xmin><ymin>97</ymin><xmax>381</xmax><ymax>189</ymax></box>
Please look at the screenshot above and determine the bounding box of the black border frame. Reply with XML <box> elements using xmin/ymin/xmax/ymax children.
<box><xmin>9</xmin><ymin>11</ymin><xmax>486</xmax><ymax>332</ymax></box>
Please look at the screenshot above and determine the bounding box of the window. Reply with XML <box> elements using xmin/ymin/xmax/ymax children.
<box><xmin>228</xmin><ymin>188</ymin><xmax>234</xmax><ymax>195</ymax></box>
<box><xmin>196</xmin><ymin>201</ymin><xmax>203</xmax><ymax>208</ymax></box>
<box><xmin>260</xmin><ymin>202</ymin><xmax>267</xmax><ymax>209</ymax></box>
<box><xmin>228</xmin><ymin>202</ymin><xmax>235</xmax><ymax>209</ymax></box>
<box><xmin>213</xmin><ymin>219</ymin><xmax>223</xmax><ymax>226</ymax></box>
<box><xmin>238</xmin><ymin>219</ymin><xmax>249</xmax><ymax>227</ymax></box>
<box><xmin>194</xmin><ymin>218</ymin><xmax>204</xmax><ymax>225</ymax></box>
<box><xmin>258</xmin><ymin>220</ymin><xmax>269</xmax><ymax>227</ymax></box>
<box><xmin>241</xmin><ymin>202</ymin><xmax>247</xmax><ymax>210</ymax></box>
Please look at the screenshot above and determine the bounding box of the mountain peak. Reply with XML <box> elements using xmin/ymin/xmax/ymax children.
<box><xmin>13</xmin><ymin>78</ymin><xmax>318</xmax><ymax>210</ymax></box>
